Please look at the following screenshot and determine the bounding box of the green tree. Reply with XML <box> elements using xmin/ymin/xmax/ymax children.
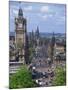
<box><xmin>9</xmin><ymin>66</ymin><xmax>37</xmax><ymax>89</ymax></box>
<box><xmin>52</xmin><ymin>67</ymin><xmax>66</xmax><ymax>86</ymax></box>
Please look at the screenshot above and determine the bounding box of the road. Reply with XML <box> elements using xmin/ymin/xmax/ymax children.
<box><xmin>30</xmin><ymin>45</ymin><xmax>55</xmax><ymax>87</ymax></box>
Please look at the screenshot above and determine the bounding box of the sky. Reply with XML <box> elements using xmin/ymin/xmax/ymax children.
<box><xmin>9</xmin><ymin>1</ymin><xmax>66</xmax><ymax>33</ymax></box>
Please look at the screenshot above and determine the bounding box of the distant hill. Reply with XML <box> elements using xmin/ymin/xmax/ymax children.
<box><xmin>39</xmin><ymin>32</ymin><xmax>65</xmax><ymax>38</ymax></box>
<box><xmin>9</xmin><ymin>32</ymin><xmax>15</xmax><ymax>36</ymax></box>
<box><xmin>9</xmin><ymin>32</ymin><xmax>65</xmax><ymax>38</ymax></box>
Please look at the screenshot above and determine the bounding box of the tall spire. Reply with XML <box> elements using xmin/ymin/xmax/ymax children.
<box><xmin>18</xmin><ymin>1</ymin><xmax>23</xmax><ymax>17</ymax></box>
<box><xmin>18</xmin><ymin>8</ymin><xmax>23</xmax><ymax>17</ymax></box>
<box><xmin>37</xmin><ymin>26</ymin><xmax>39</xmax><ymax>31</ymax></box>
<box><xmin>35</xmin><ymin>26</ymin><xmax>39</xmax><ymax>39</ymax></box>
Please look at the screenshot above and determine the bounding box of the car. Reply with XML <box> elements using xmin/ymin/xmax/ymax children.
<box><xmin>46</xmin><ymin>82</ymin><xmax>48</xmax><ymax>85</ymax></box>
<box><xmin>36</xmin><ymin>72</ymin><xmax>43</xmax><ymax>78</ymax></box>
<box><xmin>42</xmin><ymin>72</ymin><xmax>45</xmax><ymax>76</ymax></box>
<box><xmin>38</xmin><ymin>80</ymin><xmax>43</xmax><ymax>86</ymax></box>
<box><xmin>41</xmin><ymin>72</ymin><xmax>48</xmax><ymax>78</ymax></box>
<box><xmin>45</xmin><ymin>72</ymin><xmax>48</xmax><ymax>78</ymax></box>
<box><xmin>32</xmin><ymin>72</ymin><xmax>37</xmax><ymax>79</ymax></box>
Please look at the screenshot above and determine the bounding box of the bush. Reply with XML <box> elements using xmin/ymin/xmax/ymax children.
<box><xmin>9</xmin><ymin>65</ymin><xmax>37</xmax><ymax>89</ymax></box>
<box><xmin>52</xmin><ymin>66</ymin><xmax>66</xmax><ymax>86</ymax></box>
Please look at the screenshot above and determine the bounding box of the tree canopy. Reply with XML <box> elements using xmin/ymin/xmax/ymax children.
<box><xmin>52</xmin><ymin>66</ymin><xmax>66</xmax><ymax>86</ymax></box>
<box><xmin>9</xmin><ymin>65</ymin><xmax>37</xmax><ymax>89</ymax></box>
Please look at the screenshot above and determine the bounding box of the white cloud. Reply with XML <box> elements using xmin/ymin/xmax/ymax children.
<box><xmin>49</xmin><ymin>14</ymin><xmax>53</xmax><ymax>17</ymax></box>
<box><xmin>24</xmin><ymin>6</ymin><xmax>32</xmax><ymax>11</ymax></box>
<box><xmin>43</xmin><ymin>14</ymin><xmax>54</xmax><ymax>19</ymax></box>
<box><xmin>42</xmin><ymin>15</ymin><xmax>47</xmax><ymax>20</ymax></box>
<box><xmin>12</xmin><ymin>9</ymin><xmax>18</xmax><ymax>15</ymax></box>
<box><xmin>55</xmin><ymin>16</ymin><xmax>65</xmax><ymax>25</ymax></box>
<box><xmin>10</xmin><ymin>5</ymin><xmax>19</xmax><ymax>10</ymax></box>
<box><xmin>10</xmin><ymin>8</ymin><xmax>18</xmax><ymax>21</ymax></box>
<box><xmin>40</xmin><ymin>6</ymin><xmax>49</xmax><ymax>13</ymax></box>
<box><xmin>10</xmin><ymin>5</ymin><xmax>19</xmax><ymax>18</ymax></box>
<box><xmin>58</xmin><ymin>16</ymin><xmax>65</xmax><ymax>23</ymax></box>
<box><xmin>60</xmin><ymin>16</ymin><xmax>65</xmax><ymax>21</ymax></box>
<box><xmin>37</xmin><ymin>13</ymin><xmax>53</xmax><ymax>21</ymax></box>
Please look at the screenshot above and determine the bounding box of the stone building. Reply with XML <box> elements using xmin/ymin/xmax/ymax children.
<box><xmin>15</xmin><ymin>8</ymin><xmax>27</xmax><ymax>63</ymax></box>
<box><xmin>9</xmin><ymin>8</ymin><xmax>29</xmax><ymax>74</ymax></box>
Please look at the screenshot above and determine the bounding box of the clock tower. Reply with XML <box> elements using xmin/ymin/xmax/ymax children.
<box><xmin>15</xmin><ymin>8</ymin><xmax>27</xmax><ymax>63</ymax></box>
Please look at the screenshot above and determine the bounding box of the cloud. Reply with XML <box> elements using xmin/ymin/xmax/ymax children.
<box><xmin>10</xmin><ymin>5</ymin><xmax>19</xmax><ymax>11</ymax></box>
<box><xmin>53</xmin><ymin>15</ymin><xmax>65</xmax><ymax>26</ymax></box>
<box><xmin>10</xmin><ymin>7</ymin><xmax>18</xmax><ymax>21</ymax></box>
<box><xmin>41</xmin><ymin>15</ymin><xmax>47</xmax><ymax>20</ymax></box>
<box><xmin>12</xmin><ymin>9</ymin><xmax>18</xmax><ymax>15</ymax></box>
<box><xmin>37</xmin><ymin>13</ymin><xmax>53</xmax><ymax>21</ymax></box>
<box><xmin>10</xmin><ymin>8</ymin><xmax>18</xmax><ymax>19</ymax></box>
<box><xmin>40</xmin><ymin>6</ymin><xmax>49</xmax><ymax>13</ymax></box>
<box><xmin>53</xmin><ymin>11</ymin><xmax>65</xmax><ymax>25</ymax></box>
<box><xmin>60</xmin><ymin>16</ymin><xmax>65</xmax><ymax>21</ymax></box>
<box><xmin>49</xmin><ymin>14</ymin><xmax>53</xmax><ymax>17</ymax></box>
<box><xmin>10</xmin><ymin>5</ymin><xmax>19</xmax><ymax>18</ymax></box>
<box><xmin>57</xmin><ymin>16</ymin><xmax>65</xmax><ymax>24</ymax></box>
<box><xmin>24</xmin><ymin>6</ymin><xmax>32</xmax><ymax>11</ymax></box>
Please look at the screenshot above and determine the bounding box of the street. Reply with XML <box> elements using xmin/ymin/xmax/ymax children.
<box><xmin>30</xmin><ymin>45</ymin><xmax>55</xmax><ymax>86</ymax></box>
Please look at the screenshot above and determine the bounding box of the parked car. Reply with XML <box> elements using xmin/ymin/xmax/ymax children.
<box><xmin>42</xmin><ymin>72</ymin><xmax>49</xmax><ymax>78</ymax></box>
<box><xmin>38</xmin><ymin>80</ymin><xmax>43</xmax><ymax>86</ymax></box>
<box><xmin>46</xmin><ymin>82</ymin><xmax>48</xmax><ymax>85</ymax></box>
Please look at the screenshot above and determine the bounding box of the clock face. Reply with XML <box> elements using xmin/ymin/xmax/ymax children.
<box><xmin>18</xmin><ymin>23</ymin><xmax>22</xmax><ymax>28</ymax></box>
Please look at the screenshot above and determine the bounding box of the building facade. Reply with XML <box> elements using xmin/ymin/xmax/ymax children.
<box><xmin>15</xmin><ymin>8</ymin><xmax>27</xmax><ymax>63</ymax></box>
<box><xmin>9</xmin><ymin>8</ymin><xmax>29</xmax><ymax>74</ymax></box>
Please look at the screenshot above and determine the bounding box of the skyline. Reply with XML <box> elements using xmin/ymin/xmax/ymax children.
<box><xmin>9</xmin><ymin>1</ymin><xmax>66</xmax><ymax>33</ymax></box>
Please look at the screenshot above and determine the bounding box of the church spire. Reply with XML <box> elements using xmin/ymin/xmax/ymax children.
<box><xmin>35</xmin><ymin>26</ymin><xmax>39</xmax><ymax>39</ymax></box>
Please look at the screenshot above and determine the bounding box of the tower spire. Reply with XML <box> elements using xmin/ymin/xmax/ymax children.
<box><xmin>18</xmin><ymin>1</ymin><xmax>23</xmax><ymax>17</ymax></box>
